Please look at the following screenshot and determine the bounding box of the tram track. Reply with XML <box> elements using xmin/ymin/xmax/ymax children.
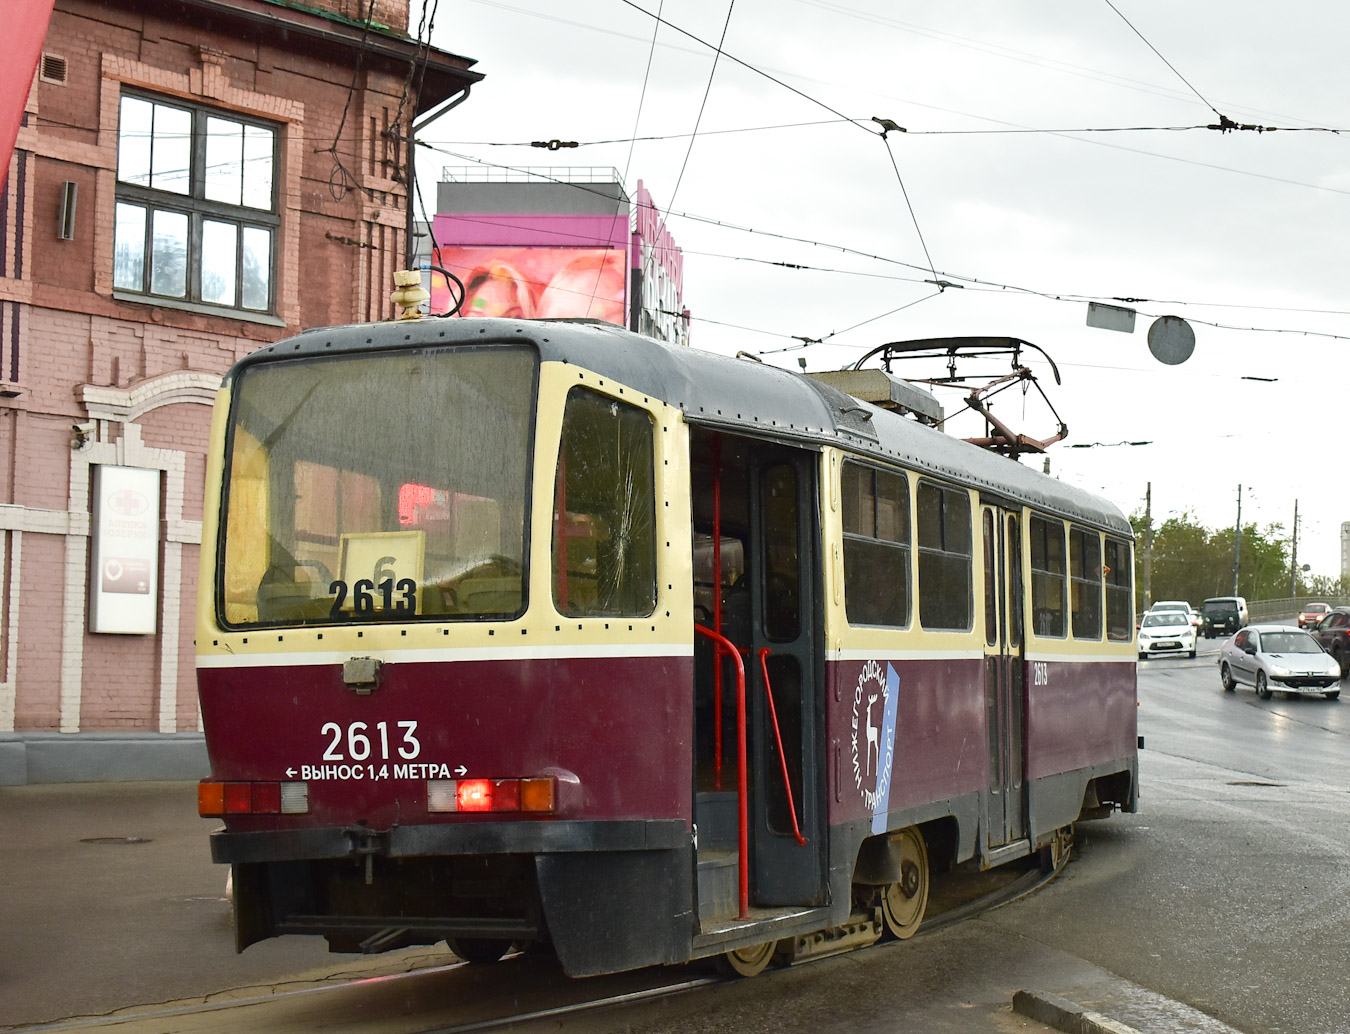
<box><xmin>413</xmin><ymin>858</ymin><xmax>1061</xmax><ymax>1034</ymax></box>
<box><xmin>413</xmin><ymin>853</ymin><xmax>1063</xmax><ymax>1034</ymax></box>
<box><xmin>9</xmin><ymin>848</ymin><xmax>1065</xmax><ymax>1034</ymax></box>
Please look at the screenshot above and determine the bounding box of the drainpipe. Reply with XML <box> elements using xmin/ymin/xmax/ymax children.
<box><xmin>404</xmin><ymin>85</ymin><xmax>474</xmax><ymax>269</ymax></box>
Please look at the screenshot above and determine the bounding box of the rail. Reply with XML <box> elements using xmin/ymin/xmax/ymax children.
<box><xmin>1248</xmin><ymin>596</ymin><xmax>1350</xmax><ymax>623</ymax></box>
<box><xmin>693</xmin><ymin>622</ymin><xmax>749</xmax><ymax>918</ymax></box>
<box><xmin>439</xmin><ymin>165</ymin><xmax>624</xmax><ymax>184</ymax></box>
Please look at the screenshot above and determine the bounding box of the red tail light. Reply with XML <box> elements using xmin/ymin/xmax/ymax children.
<box><xmin>457</xmin><ymin>779</ymin><xmax>492</xmax><ymax>812</ymax></box>
<box><xmin>198</xmin><ymin>780</ymin><xmax>308</xmax><ymax>817</ymax></box>
<box><xmin>427</xmin><ymin>777</ymin><xmax>556</xmax><ymax>814</ymax></box>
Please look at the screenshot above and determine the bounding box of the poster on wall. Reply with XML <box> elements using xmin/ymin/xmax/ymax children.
<box><xmin>428</xmin><ymin>246</ymin><xmax>626</xmax><ymax>324</ymax></box>
<box><xmin>89</xmin><ymin>465</ymin><xmax>160</xmax><ymax>634</ymax></box>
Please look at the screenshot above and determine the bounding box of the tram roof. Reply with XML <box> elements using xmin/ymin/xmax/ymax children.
<box><xmin>243</xmin><ymin>316</ymin><xmax>1132</xmax><ymax>537</ymax></box>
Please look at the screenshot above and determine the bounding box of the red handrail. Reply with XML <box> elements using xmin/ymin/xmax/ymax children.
<box><xmin>694</xmin><ymin>622</ymin><xmax>748</xmax><ymax>918</ymax></box>
<box><xmin>757</xmin><ymin>647</ymin><xmax>808</xmax><ymax>846</ymax></box>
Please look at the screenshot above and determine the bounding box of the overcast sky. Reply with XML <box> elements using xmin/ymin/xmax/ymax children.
<box><xmin>423</xmin><ymin>0</ymin><xmax>1349</xmax><ymax>582</ymax></box>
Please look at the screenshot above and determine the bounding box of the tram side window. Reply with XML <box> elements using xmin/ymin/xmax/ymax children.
<box><xmin>552</xmin><ymin>388</ymin><xmax>657</xmax><ymax>617</ymax></box>
<box><xmin>1029</xmin><ymin>515</ymin><xmax>1066</xmax><ymax>638</ymax></box>
<box><xmin>1069</xmin><ymin>526</ymin><xmax>1103</xmax><ymax>640</ymax></box>
<box><xmin>841</xmin><ymin>461</ymin><xmax>911</xmax><ymax>627</ymax></box>
<box><xmin>916</xmin><ymin>480</ymin><xmax>972</xmax><ymax>631</ymax></box>
<box><xmin>1104</xmin><ymin>536</ymin><xmax>1134</xmax><ymax>641</ymax></box>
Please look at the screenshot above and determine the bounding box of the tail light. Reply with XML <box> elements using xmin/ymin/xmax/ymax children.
<box><xmin>427</xmin><ymin>777</ymin><xmax>555</xmax><ymax>814</ymax></box>
<box><xmin>199</xmin><ymin>780</ymin><xmax>309</xmax><ymax>817</ymax></box>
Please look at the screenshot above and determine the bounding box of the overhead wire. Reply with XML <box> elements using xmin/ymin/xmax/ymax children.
<box><xmin>635</xmin><ymin>0</ymin><xmax>736</xmax><ymax>310</ymax></box>
<box><xmin>585</xmin><ymin>0</ymin><xmax>667</xmax><ymax>320</ymax></box>
<box><xmin>422</xmin><ymin>118</ymin><xmax>854</xmax><ymax>148</ymax></box>
<box><xmin>615</xmin><ymin>0</ymin><xmax>941</xmax><ymax>281</ymax></box>
<box><xmin>321</xmin><ymin>0</ymin><xmax>377</xmax><ymax>201</ymax></box>
<box><xmin>419</xmin><ymin>144</ymin><xmax>1350</xmax><ymax>344</ymax></box>
<box><xmin>415</xmin><ymin>0</ymin><xmax>1350</xmax><ymax>351</ymax></box>
<box><xmin>401</xmin><ymin>0</ymin><xmax>446</xmax><ymax>269</ymax></box>
<box><xmin>1101</xmin><ymin>0</ymin><xmax>1223</xmax><ymax>120</ymax></box>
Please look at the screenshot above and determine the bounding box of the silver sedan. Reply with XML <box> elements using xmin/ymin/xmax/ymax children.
<box><xmin>1218</xmin><ymin>624</ymin><xmax>1342</xmax><ymax>700</ymax></box>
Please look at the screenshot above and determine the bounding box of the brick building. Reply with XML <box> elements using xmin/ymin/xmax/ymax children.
<box><xmin>0</xmin><ymin>0</ymin><xmax>481</xmax><ymax>783</ymax></box>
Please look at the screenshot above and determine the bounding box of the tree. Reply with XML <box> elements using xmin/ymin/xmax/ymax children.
<box><xmin>1303</xmin><ymin>573</ymin><xmax>1349</xmax><ymax>598</ymax></box>
<box><xmin>1129</xmin><ymin>510</ymin><xmax>1290</xmax><ymax>606</ymax></box>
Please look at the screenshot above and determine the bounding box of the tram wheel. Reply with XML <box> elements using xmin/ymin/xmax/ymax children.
<box><xmin>446</xmin><ymin>937</ymin><xmax>512</xmax><ymax>965</ymax></box>
<box><xmin>1041</xmin><ymin>825</ymin><xmax>1073</xmax><ymax>872</ymax></box>
<box><xmin>880</xmin><ymin>826</ymin><xmax>929</xmax><ymax>940</ymax></box>
<box><xmin>716</xmin><ymin>940</ymin><xmax>777</xmax><ymax>978</ymax></box>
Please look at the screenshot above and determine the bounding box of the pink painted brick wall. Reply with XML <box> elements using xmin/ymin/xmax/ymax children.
<box><xmin>12</xmin><ymin>534</ymin><xmax>65</xmax><ymax>731</ymax></box>
<box><xmin>0</xmin><ymin>0</ymin><xmax>468</xmax><ymax>735</ymax></box>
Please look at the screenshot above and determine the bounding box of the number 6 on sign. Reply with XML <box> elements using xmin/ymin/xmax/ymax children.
<box><xmin>336</xmin><ymin>531</ymin><xmax>424</xmax><ymax>615</ymax></box>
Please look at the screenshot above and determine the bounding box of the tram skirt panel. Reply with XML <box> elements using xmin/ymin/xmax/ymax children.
<box><xmin>536</xmin><ymin>849</ymin><xmax>692</xmax><ymax>976</ymax></box>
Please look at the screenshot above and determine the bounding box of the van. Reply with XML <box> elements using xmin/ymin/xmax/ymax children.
<box><xmin>1202</xmin><ymin>596</ymin><xmax>1249</xmax><ymax>638</ymax></box>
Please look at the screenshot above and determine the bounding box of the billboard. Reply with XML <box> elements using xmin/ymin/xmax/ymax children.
<box><xmin>89</xmin><ymin>465</ymin><xmax>160</xmax><ymax>634</ymax></box>
<box><xmin>429</xmin><ymin>246</ymin><xmax>626</xmax><ymax>324</ymax></box>
<box><xmin>0</xmin><ymin>0</ymin><xmax>53</xmax><ymax>177</ymax></box>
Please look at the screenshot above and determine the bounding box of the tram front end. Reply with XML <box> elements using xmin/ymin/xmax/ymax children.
<box><xmin>195</xmin><ymin>322</ymin><xmax>695</xmax><ymax>975</ymax></box>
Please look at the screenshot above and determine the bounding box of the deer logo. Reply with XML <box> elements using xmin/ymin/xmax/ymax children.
<box><xmin>865</xmin><ymin>693</ymin><xmax>880</xmax><ymax>776</ymax></box>
<box><xmin>850</xmin><ymin>659</ymin><xmax>894</xmax><ymax>809</ymax></box>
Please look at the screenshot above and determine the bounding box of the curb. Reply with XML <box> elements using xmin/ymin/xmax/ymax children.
<box><xmin>1013</xmin><ymin>990</ymin><xmax>1143</xmax><ymax>1034</ymax></box>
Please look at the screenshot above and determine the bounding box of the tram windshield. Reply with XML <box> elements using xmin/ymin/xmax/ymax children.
<box><xmin>218</xmin><ymin>346</ymin><xmax>536</xmax><ymax>628</ymax></box>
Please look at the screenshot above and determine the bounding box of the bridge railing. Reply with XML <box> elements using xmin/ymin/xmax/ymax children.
<box><xmin>1247</xmin><ymin>597</ymin><xmax>1350</xmax><ymax>623</ymax></box>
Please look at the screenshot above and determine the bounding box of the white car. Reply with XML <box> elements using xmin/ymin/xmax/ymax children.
<box><xmin>1138</xmin><ymin>610</ymin><xmax>1197</xmax><ymax>659</ymax></box>
<box><xmin>1148</xmin><ymin>600</ymin><xmax>1192</xmax><ymax>618</ymax></box>
<box><xmin>1218</xmin><ymin>625</ymin><xmax>1341</xmax><ymax>700</ymax></box>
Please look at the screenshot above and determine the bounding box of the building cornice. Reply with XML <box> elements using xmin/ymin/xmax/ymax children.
<box><xmin>109</xmin><ymin>0</ymin><xmax>483</xmax><ymax>111</ymax></box>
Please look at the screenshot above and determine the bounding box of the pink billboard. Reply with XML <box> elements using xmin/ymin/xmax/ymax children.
<box><xmin>429</xmin><ymin>246</ymin><xmax>626</xmax><ymax>324</ymax></box>
<box><xmin>1</xmin><ymin>0</ymin><xmax>54</xmax><ymax>176</ymax></box>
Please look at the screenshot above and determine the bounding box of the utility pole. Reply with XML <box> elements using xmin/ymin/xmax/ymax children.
<box><xmin>1142</xmin><ymin>482</ymin><xmax>1153</xmax><ymax>609</ymax></box>
<box><xmin>1288</xmin><ymin>499</ymin><xmax>1299</xmax><ymax>598</ymax></box>
<box><xmin>1232</xmin><ymin>485</ymin><xmax>1243</xmax><ymax>596</ymax></box>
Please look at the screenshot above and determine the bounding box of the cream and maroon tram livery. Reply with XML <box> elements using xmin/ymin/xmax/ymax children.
<box><xmin>196</xmin><ymin>314</ymin><xmax>1137</xmax><ymax>977</ymax></box>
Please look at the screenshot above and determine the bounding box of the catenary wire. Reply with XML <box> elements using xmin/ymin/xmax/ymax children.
<box><xmin>639</xmin><ymin>1</ymin><xmax>737</xmax><ymax>299</ymax></box>
<box><xmin>1101</xmin><ymin>0</ymin><xmax>1223</xmax><ymax>120</ymax></box>
<box><xmin>419</xmin><ymin>145</ymin><xmax>1350</xmax><ymax>342</ymax></box>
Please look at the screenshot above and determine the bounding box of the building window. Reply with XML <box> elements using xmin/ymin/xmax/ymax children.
<box><xmin>114</xmin><ymin>93</ymin><xmax>277</xmax><ymax>313</ymax></box>
<box><xmin>916</xmin><ymin>479</ymin><xmax>971</xmax><ymax>631</ymax></box>
<box><xmin>841</xmin><ymin>460</ymin><xmax>910</xmax><ymax>628</ymax></box>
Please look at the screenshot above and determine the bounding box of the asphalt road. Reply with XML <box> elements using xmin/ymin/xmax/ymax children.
<box><xmin>988</xmin><ymin>636</ymin><xmax>1350</xmax><ymax>1034</ymax></box>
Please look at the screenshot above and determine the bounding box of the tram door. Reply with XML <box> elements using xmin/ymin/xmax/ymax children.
<box><xmin>745</xmin><ymin>444</ymin><xmax>824</xmax><ymax>905</ymax></box>
<box><xmin>690</xmin><ymin>431</ymin><xmax>825</xmax><ymax>909</ymax></box>
<box><xmin>981</xmin><ymin>503</ymin><xmax>1027</xmax><ymax>849</ymax></box>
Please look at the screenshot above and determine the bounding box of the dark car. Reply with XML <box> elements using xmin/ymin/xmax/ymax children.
<box><xmin>1202</xmin><ymin>596</ymin><xmax>1248</xmax><ymax>639</ymax></box>
<box><xmin>1309</xmin><ymin>606</ymin><xmax>1350</xmax><ymax>676</ymax></box>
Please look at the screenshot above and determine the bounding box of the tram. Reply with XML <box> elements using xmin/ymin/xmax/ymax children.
<box><xmin>196</xmin><ymin>308</ymin><xmax>1137</xmax><ymax>977</ymax></box>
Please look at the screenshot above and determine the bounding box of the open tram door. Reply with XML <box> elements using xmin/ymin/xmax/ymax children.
<box><xmin>691</xmin><ymin>429</ymin><xmax>826</xmax><ymax>916</ymax></box>
<box><xmin>980</xmin><ymin>500</ymin><xmax>1029</xmax><ymax>860</ymax></box>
